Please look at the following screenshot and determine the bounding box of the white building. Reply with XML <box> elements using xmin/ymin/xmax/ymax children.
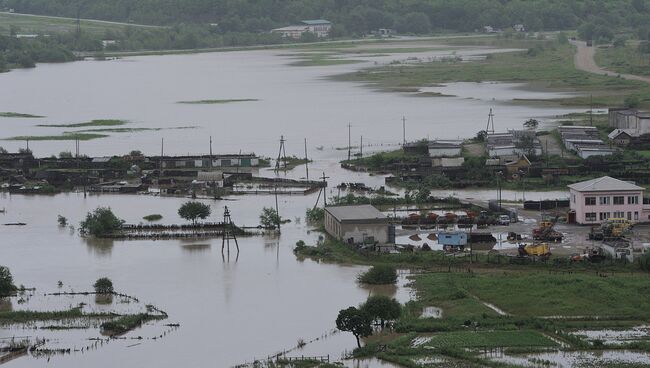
<box><xmin>272</xmin><ymin>19</ymin><xmax>332</xmax><ymax>39</ymax></box>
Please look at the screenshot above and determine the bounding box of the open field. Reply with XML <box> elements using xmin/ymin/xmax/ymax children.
<box><xmin>0</xmin><ymin>11</ymin><xmax>161</xmax><ymax>37</ymax></box>
<box><xmin>0</xmin><ymin>112</ymin><xmax>44</xmax><ymax>118</ymax></box>
<box><xmin>38</xmin><ymin>119</ymin><xmax>129</xmax><ymax>128</ymax></box>
<box><xmin>5</xmin><ymin>133</ymin><xmax>108</xmax><ymax>141</ymax></box>
<box><xmin>595</xmin><ymin>43</ymin><xmax>650</xmax><ymax>78</ymax></box>
<box><xmin>334</xmin><ymin>38</ymin><xmax>650</xmax><ymax>109</ymax></box>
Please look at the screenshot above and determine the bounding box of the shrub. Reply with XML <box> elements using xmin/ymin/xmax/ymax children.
<box><xmin>79</xmin><ymin>207</ymin><xmax>124</xmax><ymax>237</ymax></box>
<box><xmin>0</xmin><ymin>266</ymin><xmax>17</xmax><ymax>296</ymax></box>
<box><xmin>357</xmin><ymin>265</ymin><xmax>398</xmax><ymax>285</ymax></box>
<box><xmin>93</xmin><ymin>277</ymin><xmax>114</xmax><ymax>294</ymax></box>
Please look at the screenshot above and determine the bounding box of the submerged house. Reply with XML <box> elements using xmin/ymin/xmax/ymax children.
<box><xmin>324</xmin><ymin>205</ymin><xmax>393</xmax><ymax>245</ymax></box>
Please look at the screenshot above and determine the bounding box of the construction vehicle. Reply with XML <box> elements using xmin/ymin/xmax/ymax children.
<box><xmin>518</xmin><ymin>243</ymin><xmax>551</xmax><ymax>258</ymax></box>
<box><xmin>588</xmin><ymin>219</ymin><xmax>632</xmax><ymax>240</ymax></box>
<box><xmin>570</xmin><ymin>247</ymin><xmax>607</xmax><ymax>263</ymax></box>
<box><xmin>532</xmin><ymin>217</ymin><xmax>563</xmax><ymax>242</ymax></box>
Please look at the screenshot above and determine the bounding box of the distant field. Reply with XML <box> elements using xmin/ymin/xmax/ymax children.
<box><xmin>0</xmin><ymin>12</ymin><xmax>161</xmax><ymax>37</ymax></box>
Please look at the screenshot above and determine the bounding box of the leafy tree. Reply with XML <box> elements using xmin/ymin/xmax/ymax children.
<box><xmin>360</xmin><ymin>295</ymin><xmax>402</xmax><ymax>327</ymax></box>
<box><xmin>305</xmin><ymin>207</ymin><xmax>324</xmax><ymax>223</ymax></box>
<box><xmin>93</xmin><ymin>277</ymin><xmax>114</xmax><ymax>294</ymax></box>
<box><xmin>59</xmin><ymin>151</ymin><xmax>73</xmax><ymax>158</ymax></box>
<box><xmin>0</xmin><ymin>266</ymin><xmax>17</xmax><ymax>296</ymax></box>
<box><xmin>79</xmin><ymin>207</ymin><xmax>124</xmax><ymax>237</ymax></box>
<box><xmin>178</xmin><ymin>201</ymin><xmax>211</xmax><ymax>225</ymax></box>
<box><xmin>357</xmin><ymin>265</ymin><xmax>398</xmax><ymax>285</ymax></box>
<box><xmin>259</xmin><ymin>207</ymin><xmax>281</xmax><ymax>229</ymax></box>
<box><xmin>415</xmin><ymin>184</ymin><xmax>430</xmax><ymax>203</ymax></box>
<box><xmin>335</xmin><ymin>306</ymin><xmax>372</xmax><ymax>348</ymax></box>
<box><xmin>396</xmin><ymin>12</ymin><xmax>431</xmax><ymax>34</ymax></box>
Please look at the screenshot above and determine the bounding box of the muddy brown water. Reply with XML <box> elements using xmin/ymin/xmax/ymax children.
<box><xmin>0</xmin><ymin>41</ymin><xmax>580</xmax><ymax>367</ymax></box>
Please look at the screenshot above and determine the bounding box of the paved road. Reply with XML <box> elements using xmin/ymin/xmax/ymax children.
<box><xmin>571</xmin><ymin>40</ymin><xmax>650</xmax><ymax>83</ymax></box>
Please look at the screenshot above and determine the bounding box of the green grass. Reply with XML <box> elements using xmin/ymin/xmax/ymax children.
<box><xmin>0</xmin><ymin>308</ymin><xmax>112</xmax><ymax>324</ymax></box>
<box><xmin>100</xmin><ymin>313</ymin><xmax>165</xmax><ymax>336</ymax></box>
<box><xmin>37</xmin><ymin>119</ymin><xmax>128</xmax><ymax>128</ymax></box>
<box><xmin>143</xmin><ymin>214</ymin><xmax>163</xmax><ymax>221</ymax></box>
<box><xmin>0</xmin><ymin>12</ymin><xmax>162</xmax><ymax>38</ymax></box>
<box><xmin>0</xmin><ymin>112</ymin><xmax>44</xmax><ymax>118</ymax></box>
<box><xmin>595</xmin><ymin>43</ymin><xmax>650</xmax><ymax>77</ymax></box>
<box><xmin>334</xmin><ymin>39</ymin><xmax>650</xmax><ymax>109</ymax></box>
<box><xmin>413</xmin><ymin>272</ymin><xmax>650</xmax><ymax>318</ymax></box>
<box><xmin>5</xmin><ymin>133</ymin><xmax>108</xmax><ymax>141</ymax></box>
<box><xmin>423</xmin><ymin>330</ymin><xmax>556</xmax><ymax>348</ymax></box>
<box><xmin>289</xmin><ymin>53</ymin><xmax>364</xmax><ymax>67</ymax></box>
<box><xmin>177</xmin><ymin>98</ymin><xmax>259</xmax><ymax>104</ymax></box>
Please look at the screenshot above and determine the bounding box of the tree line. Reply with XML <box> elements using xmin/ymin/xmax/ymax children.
<box><xmin>2</xmin><ymin>0</ymin><xmax>649</xmax><ymax>36</ymax></box>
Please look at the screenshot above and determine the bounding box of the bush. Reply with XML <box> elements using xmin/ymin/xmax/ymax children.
<box><xmin>357</xmin><ymin>265</ymin><xmax>398</xmax><ymax>285</ymax></box>
<box><xmin>639</xmin><ymin>252</ymin><xmax>650</xmax><ymax>272</ymax></box>
<box><xmin>79</xmin><ymin>207</ymin><xmax>124</xmax><ymax>237</ymax></box>
<box><xmin>57</xmin><ymin>215</ymin><xmax>67</xmax><ymax>226</ymax></box>
<box><xmin>305</xmin><ymin>207</ymin><xmax>324</xmax><ymax>223</ymax></box>
<box><xmin>143</xmin><ymin>214</ymin><xmax>163</xmax><ymax>221</ymax></box>
<box><xmin>360</xmin><ymin>295</ymin><xmax>401</xmax><ymax>327</ymax></box>
<box><xmin>0</xmin><ymin>266</ymin><xmax>17</xmax><ymax>296</ymax></box>
<box><xmin>178</xmin><ymin>201</ymin><xmax>211</xmax><ymax>225</ymax></box>
<box><xmin>93</xmin><ymin>277</ymin><xmax>114</xmax><ymax>294</ymax></box>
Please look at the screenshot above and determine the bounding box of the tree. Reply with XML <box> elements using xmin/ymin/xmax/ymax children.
<box><xmin>396</xmin><ymin>12</ymin><xmax>431</xmax><ymax>34</ymax></box>
<box><xmin>625</xmin><ymin>96</ymin><xmax>641</xmax><ymax>108</ymax></box>
<box><xmin>79</xmin><ymin>207</ymin><xmax>124</xmax><ymax>237</ymax></box>
<box><xmin>59</xmin><ymin>151</ymin><xmax>73</xmax><ymax>158</ymax></box>
<box><xmin>523</xmin><ymin>119</ymin><xmax>539</xmax><ymax>129</ymax></box>
<box><xmin>259</xmin><ymin>207</ymin><xmax>280</xmax><ymax>229</ymax></box>
<box><xmin>178</xmin><ymin>201</ymin><xmax>211</xmax><ymax>225</ymax></box>
<box><xmin>335</xmin><ymin>307</ymin><xmax>372</xmax><ymax>348</ymax></box>
<box><xmin>0</xmin><ymin>266</ymin><xmax>17</xmax><ymax>296</ymax></box>
<box><xmin>357</xmin><ymin>265</ymin><xmax>398</xmax><ymax>284</ymax></box>
<box><xmin>360</xmin><ymin>295</ymin><xmax>402</xmax><ymax>328</ymax></box>
<box><xmin>93</xmin><ymin>277</ymin><xmax>114</xmax><ymax>294</ymax></box>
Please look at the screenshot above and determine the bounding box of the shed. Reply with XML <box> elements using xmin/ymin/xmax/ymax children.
<box><xmin>324</xmin><ymin>205</ymin><xmax>392</xmax><ymax>245</ymax></box>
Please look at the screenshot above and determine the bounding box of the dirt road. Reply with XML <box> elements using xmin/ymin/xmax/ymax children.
<box><xmin>572</xmin><ymin>40</ymin><xmax>650</xmax><ymax>83</ymax></box>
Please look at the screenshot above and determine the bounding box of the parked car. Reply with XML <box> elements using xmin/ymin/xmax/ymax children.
<box><xmin>498</xmin><ymin>215</ymin><xmax>511</xmax><ymax>225</ymax></box>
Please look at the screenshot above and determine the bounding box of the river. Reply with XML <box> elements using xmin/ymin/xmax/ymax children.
<box><xmin>1</xmin><ymin>40</ymin><xmax>576</xmax><ymax>367</ymax></box>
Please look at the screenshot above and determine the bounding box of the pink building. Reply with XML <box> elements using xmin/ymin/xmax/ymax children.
<box><xmin>568</xmin><ymin>176</ymin><xmax>650</xmax><ymax>224</ymax></box>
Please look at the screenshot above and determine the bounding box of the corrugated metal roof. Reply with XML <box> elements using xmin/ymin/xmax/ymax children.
<box><xmin>567</xmin><ymin>176</ymin><xmax>643</xmax><ymax>192</ymax></box>
<box><xmin>325</xmin><ymin>204</ymin><xmax>386</xmax><ymax>221</ymax></box>
<box><xmin>301</xmin><ymin>19</ymin><xmax>331</xmax><ymax>25</ymax></box>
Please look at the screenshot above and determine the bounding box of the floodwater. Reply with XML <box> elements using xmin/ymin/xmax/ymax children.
<box><xmin>0</xmin><ymin>40</ymin><xmax>582</xmax><ymax>367</ymax></box>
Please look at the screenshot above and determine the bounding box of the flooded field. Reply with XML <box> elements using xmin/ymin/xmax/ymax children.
<box><xmin>0</xmin><ymin>39</ymin><xmax>588</xmax><ymax>367</ymax></box>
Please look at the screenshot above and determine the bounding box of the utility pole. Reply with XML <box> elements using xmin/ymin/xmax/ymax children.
<box><xmin>589</xmin><ymin>94</ymin><xmax>593</xmax><ymax>126</ymax></box>
<box><xmin>402</xmin><ymin>116</ymin><xmax>406</xmax><ymax>145</ymax></box>
<box><xmin>347</xmin><ymin>123</ymin><xmax>352</xmax><ymax>161</ymax></box>
<box><xmin>321</xmin><ymin>172</ymin><xmax>329</xmax><ymax>207</ymax></box>
<box><xmin>159</xmin><ymin>138</ymin><xmax>164</xmax><ymax>180</ymax></box>
<box><xmin>221</xmin><ymin>206</ymin><xmax>240</xmax><ymax>255</ymax></box>
<box><xmin>304</xmin><ymin>138</ymin><xmax>309</xmax><ymax>180</ymax></box>
<box><xmin>275</xmin><ymin>135</ymin><xmax>287</xmax><ymax>172</ymax></box>
<box><xmin>486</xmin><ymin>108</ymin><xmax>495</xmax><ymax>134</ymax></box>
<box><xmin>26</xmin><ymin>139</ymin><xmax>29</xmax><ymax>152</ymax></box>
<box><xmin>274</xmin><ymin>184</ymin><xmax>281</xmax><ymax>233</ymax></box>
<box><xmin>209</xmin><ymin>136</ymin><xmax>213</xmax><ymax>168</ymax></box>
<box><xmin>360</xmin><ymin>136</ymin><xmax>363</xmax><ymax>158</ymax></box>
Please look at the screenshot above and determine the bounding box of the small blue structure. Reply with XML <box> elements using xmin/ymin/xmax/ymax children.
<box><xmin>437</xmin><ymin>231</ymin><xmax>468</xmax><ymax>248</ymax></box>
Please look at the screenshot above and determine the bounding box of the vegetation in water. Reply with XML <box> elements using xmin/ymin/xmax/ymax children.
<box><xmin>178</xmin><ymin>201</ymin><xmax>211</xmax><ymax>225</ymax></box>
<box><xmin>79</xmin><ymin>207</ymin><xmax>124</xmax><ymax>237</ymax></box>
<box><xmin>143</xmin><ymin>214</ymin><xmax>163</xmax><ymax>222</ymax></box>
<box><xmin>177</xmin><ymin>99</ymin><xmax>258</xmax><ymax>104</ymax></box>
<box><xmin>93</xmin><ymin>277</ymin><xmax>114</xmax><ymax>294</ymax></box>
<box><xmin>37</xmin><ymin>119</ymin><xmax>129</xmax><ymax>128</ymax></box>
<box><xmin>100</xmin><ymin>313</ymin><xmax>165</xmax><ymax>336</ymax></box>
<box><xmin>0</xmin><ymin>112</ymin><xmax>44</xmax><ymax>118</ymax></box>
<box><xmin>5</xmin><ymin>133</ymin><xmax>109</xmax><ymax>141</ymax></box>
<box><xmin>57</xmin><ymin>215</ymin><xmax>68</xmax><ymax>226</ymax></box>
<box><xmin>305</xmin><ymin>207</ymin><xmax>324</xmax><ymax>224</ymax></box>
<box><xmin>259</xmin><ymin>207</ymin><xmax>282</xmax><ymax>229</ymax></box>
<box><xmin>357</xmin><ymin>265</ymin><xmax>398</xmax><ymax>285</ymax></box>
<box><xmin>0</xmin><ymin>266</ymin><xmax>17</xmax><ymax>297</ymax></box>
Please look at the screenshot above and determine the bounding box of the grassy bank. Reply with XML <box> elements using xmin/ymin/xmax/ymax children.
<box><xmin>595</xmin><ymin>43</ymin><xmax>650</xmax><ymax>77</ymax></box>
<box><xmin>333</xmin><ymin>38</ymin><xmax>650</xmax><ymax>109</ymax></box>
